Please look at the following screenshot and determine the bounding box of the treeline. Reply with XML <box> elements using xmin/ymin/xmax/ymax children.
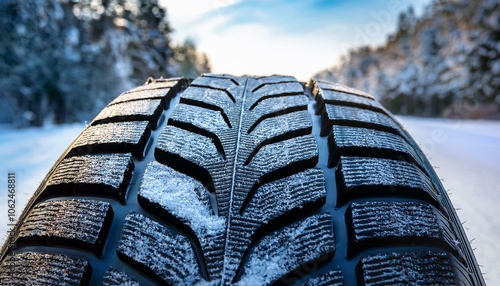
<box><xmin>315</xmin><ymin>0</ymin><xmax>499</xmax><ymax>119</ymax></box>
<box><xmin>0</xmin><ymin>0</ymin><xmax>210</xmax><ymax>126</ymax></box>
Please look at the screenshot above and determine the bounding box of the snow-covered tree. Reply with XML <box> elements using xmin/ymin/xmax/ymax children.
<box><xmin>0</xmin><ymin>0</ymin><xmax>211</xmax><ymax>126</ymax></box>
<box><xmin>314</xmin><ymin>0</ymin><xmax>499</xmax><ymax>119</ymax></box>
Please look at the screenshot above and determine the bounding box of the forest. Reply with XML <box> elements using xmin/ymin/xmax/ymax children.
<box><xmin>0</xmin><ymin>0</ymin><xmax>210</xmax><ymax>126</ymax></box>
<box><xmin>315</xmin><ymin>0</ymin><xmax>500</xmax><ymax>119</ymax></box>
<box><xmin>2</xmin><ymin>0</ymin><xmax>499</xmax><ymax>126</ymax></box>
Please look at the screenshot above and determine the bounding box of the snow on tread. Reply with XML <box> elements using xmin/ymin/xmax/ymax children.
<box><xmin>103</xmin><ymin>268</ymin><xmax>140</xmax><ymax>286</ymax></box>
<box><xmin>236</xmin><ymin>214</ymin><xmax>335</xmax><ymax>285</ymax></box>
<box><xmin>301</xmin><ymin>269</ymin><xmax>344</xmax><ymax>286</ymax></box>
<box><xmin>329</xmin><ymin>125</ymin><xmax>425</xmax><ymax>168</ymax></box>
<box><xmin>139</xmin><ymin>161</ymin><xmax>224</xmax><ymax>238</ymax></box>
<box><xmin>348</xmin><ymin>201</ymin><xmax>460</xmax><ymax>256</ymax></box>
<box><xmin>359</xmin><ymin>251</ymin><xmax>459</xmax><ymax>285</ymax></box>
<box><xmin>92</xmin><ymin>99</ymin><xmax>163</xmax><ymax>128</ymax></box>
<box><xmin>17</xmin><ymin>199</ymin><xmax>112</xmax><ymax>254</ymax></box>
<box><xmin>44</xmin><ymin>153</ymin><xmax>133</xmax><ymax>201</ymax></box>
<box><xmin>117</xmin><ymin>212</ymin><xmax>203</xmax><ymax>285</ymax></box>
<box><xmin>70</xmin><ymin>121</ymin><xmax>150</xmax><ymax>159</ymax></box>
<box><xmin>321</xmin><ymin>104</ymin><xmax>402</xmax><ymax>136</ymax></box>
<box><xmin>336</xmin><ymin>156</ymin><xmax>439</xmax><ymax>206</ymax></box>
<box><xmin>139</xmin><ymin>161</ymin><xmax>226</xmax><ymax>280</ymax></box>
<box><xmin>156</xmin><ymin>125</ymin><xmax>224</xmax><ymax>168</ymax></box>
<box><xmin>0</xmin><ymin>252</ymin><xmax>90</xmax><ymax>285</ymax></box>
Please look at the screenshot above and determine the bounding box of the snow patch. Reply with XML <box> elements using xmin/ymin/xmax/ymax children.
<box><xmin>139</xmin><ymin>161</ymin><xmax>225</xmax><ymax>238</ymax></box>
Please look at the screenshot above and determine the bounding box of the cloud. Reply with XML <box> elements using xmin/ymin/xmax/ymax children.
<box><xmin>161</xmin><ymin>0</ymin><xmax>433</xmax><ymax>80</ymax></box>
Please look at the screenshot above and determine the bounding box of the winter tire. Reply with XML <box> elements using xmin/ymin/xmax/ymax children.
<box><xmin>0</xmin><ymin>75</ymin><xmax>485</xmax><ymax>285</ymax></box>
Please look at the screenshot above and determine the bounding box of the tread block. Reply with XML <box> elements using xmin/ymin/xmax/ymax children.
<box><xmin>117</xmin><ymin>212</ymin><xmax>203</xmax><ymax>285</ymax></box>
<box><xmin>92</xmin><ymin>99</ymin><xmax>163</xmax><ymax>128</ymax></box>
<box><xmin>248</xmin><ymin>82</ymin><xmax>304</xmax><ymax>110</ymax></box>
<box><xmin>244</xmin><ymin>111</ymin><xmax>312</xmax><ymax>166</ymax></box>
<box><xmin>0</xmin><ymin>252</ymin><xmax>90</xmax><ymax>285</ymax></box>
<box><xmin>251</xmin><ymin>110</ymin><xmax>311</xmax><ymax>137</ymax></box>
<box><xmin>314</xmin><ymin>80</ymin><xmax>373</xmax><ymax>99</ymax></box>
<box><xmin>109</xmin><ymin>88</ymin><xmax>171</xmax><ymax>106</ymax></box>
<box><xmin>348</xmin><ymin>201</ymin><xmax>459</xmax><ymax>257</ymax></box>
<box><xmin>155</xmin><ymin>125</ymin><xmax>223</xmax><ymax>206</ymax></box>
<box><xmin>103</xmin><ymin>268</ymin><xmax>140</xmax><ymax>286</ymax></box>
<box><xmin>155</xmin><ymin>125</ymin><xmax>223</xmax><ymax>168</ymax></box>
<box><xmin>247</xmin><ymin>135</ymin><xmax>318</xmax><ymax>176</ymax></box>
<box><xmin>254</xmin><ymin>75</ymin><xmax>297</xmax><ymax>85</ymax></box>
<box><xmin>192</xmin><ymin>76</ymin><xmax>237</xmax><ymax>90</ymax></box>
<box><xmin>237</xmin><ymin>214</ymin><xmax>335</xmax><ymax>285</ymax></box>
<box><xmin>45</xmin><ymin>153</ymin><xmax>134</xmax><ymax>202</ymax></box>
<box><xmin>139</xmin><ymin>163</ymin><xmax>225</xmax><ymax>282</ymax></box>
<box><xmin>170</xmin><ymin>103</ymin><xmax>231</xmax><ymax>134</ymax></box>
<box><xmin>252</xmin><ymin>77</ymin><xmax>298</xmax><ymax>92</ymax></box>
<box><xmin>202</xmin><ymin>73</ymin><xmax>242</xmax><ymax>84</ymax></box>
<box><xmin>17</xmin><ymin>199</ymin><xmax>113</xmax><ymax>255</ymax></box>
<box><xmin>329</xmin><ymin>125</ymin><xmax>424</xmax><ymax>168</ymax></box>
<box><xmin>251</xmin><ymin>94</ymin><xmax>308</xmax><ymax>114</ymax></box>
<box><xmin>139</xmin><ymin>161</ymin><xmax>225</xmax><ymax>238</ymax></box>
<box><xmin>126</xmin><ymin>79</ymin><xmax>183</xmax><ymax>94</ymax></box>
<box><xmin>248</xmin><ymin>95</ymin><xmax>309</xmax><ymax>133</ymax></box>
<box><xmin>336</xmin><ymin>156</ymin><xmax>439</xmax><ymax>206</ymax></box>
<box><xmin>70</xmin><ymin>121</ymin><xmax>150</xmax><ymax>159</ymax></box>
<box><xmin>242</xmin><ymin>169</ymin><xmax>326</xmax><ymax>223</ymax></box>
<box><xmin>182</xmin><ymin>86</ymin><xmax>236</xmax><ymax>107</ymax></box>
<box><xmin>315</xmin><ymin>88</ymin><xmax>383</xmax><ymax>114</ymax></box>
<box><xmin>301</xmin><ymin>269</ymin><xmax>344</xmax><ymax>286</ymax></box>
<box><xmin>321</xmin><ymin>105</ymin><xmax>401</xmax><ymax>137</ymax></box>
<box><xmin>359</xmin><ymin>251</ymin><xmax>459</xmax><ymax>285</ymax></box>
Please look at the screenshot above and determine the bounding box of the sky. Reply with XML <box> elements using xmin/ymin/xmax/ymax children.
<box><xmin>160</xmin><ymin>0</ymin><xmax>433</xmax><ymax>81</ymax></box>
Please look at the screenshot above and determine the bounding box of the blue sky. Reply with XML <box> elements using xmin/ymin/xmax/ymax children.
<box><xmin>161</xmin><ymin>0</ymin><xmax>433</xmax><ymax>80</ymax></box>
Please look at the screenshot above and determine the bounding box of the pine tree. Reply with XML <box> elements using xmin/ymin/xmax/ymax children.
<box><xmin>0</xmin><ymin>0</ymin><xmax>211</xmax><ymax>126</ymax></box>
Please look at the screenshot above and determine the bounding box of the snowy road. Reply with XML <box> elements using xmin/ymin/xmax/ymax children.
<box><xmin>0</xmin><ymin>117</ymin><xmax>498</xmax><ymax>284</ymax></box>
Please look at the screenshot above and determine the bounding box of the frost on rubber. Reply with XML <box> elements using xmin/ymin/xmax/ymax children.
<box><xmin>0</xmin><ymin>75</ymin><xmax>484</xmax><ymax>285</ymax></box>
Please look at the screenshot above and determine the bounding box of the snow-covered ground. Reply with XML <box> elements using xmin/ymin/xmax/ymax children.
<box><xmin>0</xmin><ymin>117</ymin><xmax>498</xmax><ymax>284</ymax></box>
<box><xmin>0</xmin><ymin>123</ymin><xmax>86</xmax><ymax>239</ymax></box>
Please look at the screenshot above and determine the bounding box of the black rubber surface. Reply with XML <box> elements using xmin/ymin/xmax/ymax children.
<box><xmin>0</xmin><ymin>75</ymin><xmax>484</xmax><ymax>285</ymax></box>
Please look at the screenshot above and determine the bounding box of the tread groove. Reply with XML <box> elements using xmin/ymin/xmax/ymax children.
<box><xmin>201</xmin><ymin>75</ymin><xmax>241</xmax><ymax>86</ymax></box>
<box><xmin>247</xmin><ymin>106</ymin><xmax>306</xmax><ymax>134</ymax></box>
<box><xmin>180</xmin><ymin>98</ymin><xmax>232</xmax><ymax>128</ymax></box>
<box><xmin>240</xmin><ymin>155</ymin><xmax>318</xmax><ymax>215</ymax></box>
<box><xmin>249</xmin><ymin>92</ymin><xmax>303</xmax><ymax>110</ymax></box>
<box><xmin>168</xmin><ymin>120</ymin><xmax>227</xmax><ymax>160</ymax></box>
<box><xmin>190</xmin><ymin>84</ymin><xmax>236</xmax><ymax>103</ymax></box>
<box><xmin>251</xmin><ymin>80</ymin><xmax>297</xmax><ymax>92</ymax></box>
<box><xmin>155</xmin><ymin>148</ymin><xmax>216</xmax><ymax>194</ymax></box>
<box><xmin>243</xmin><ymin>127</ymin><xmax>311</xmax><ymax>166</ymax></box>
